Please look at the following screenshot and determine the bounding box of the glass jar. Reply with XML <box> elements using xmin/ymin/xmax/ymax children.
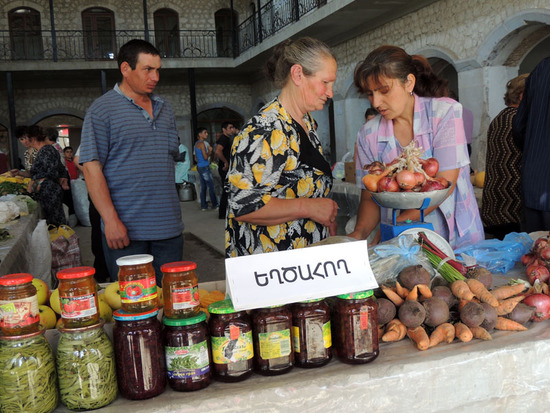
<box><xmin>56</xmin><ymin>266</ymin><xmax>99</xmax><ymax>328</ymax></box>
<box><xmin>163</xmin><ymin>312</ymin><xmax>211</xmax><ymax>391</ymax></box>
<box><xmin>0</xmin><ymin>330</ymin><xmax>58</xmax><ymax>413</ymax></box>
<box><xmin>116</xmin><ymin>254</ymin><xmax>158</xmax><ymax>313</ymax></box>
<box><xmin>0</xmin><ymin>273</ymin><xmax>40</xmax><ymax>336</ymax></box>
<box><xmin>333</xmin><ymin>291</ymin><xmax>379</xmax><ymax>365</ymax></box>
<box><xmin>208</xmin><ymin>299</ymin><xmax>254</xmax><ymax>382</ymax></box>
<box><xmin>56</xmin><ymin>320</ymin><xmax>118</xmax><ymax>410</ymax></box>
<box><xmin>251</xmin><ymin>305</ymin><xmax>294</xmax><ymax>376</ymax></box>
<box><xmin>161</xmin><ymin>261</ymin><xmax>200</xmax><ymax>318</ymax></box>
<box><xmin>291</xmin><ymin>299</ymin><xmax>332</xmax><ymax>368</ymax></box>
<box><xmin>113</xmin><ymin>308</ymin><xmax>166</xmax><ymax>399</ymax></box>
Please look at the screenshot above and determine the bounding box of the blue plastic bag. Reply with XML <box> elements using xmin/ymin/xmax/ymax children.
<box><xmin>454</xmin><ymin>232</ymin><xmax>533</xmax><ymax>273</ymax></box>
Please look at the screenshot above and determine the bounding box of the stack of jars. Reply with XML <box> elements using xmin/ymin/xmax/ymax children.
<box><xmin>0</xmin><ymin>273</ymin><xmax>58</xmax><ymax>413</ymax></box>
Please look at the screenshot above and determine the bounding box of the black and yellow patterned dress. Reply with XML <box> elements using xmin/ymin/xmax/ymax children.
<box><xmin>225</xmin><ymin>98</ymin><xmax>333</xmax><ymax>257</ymax></box>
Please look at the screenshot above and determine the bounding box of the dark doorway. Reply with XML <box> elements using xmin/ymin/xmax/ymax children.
<box><xmin>154</xmin><ymin>8</ymin><xmax>180</xmax><ymax>58</ymax></box>
<box><xmin>82</xmin><ymin>7</ymin><xmax>116</xmax><ymax>60</ymax></box>
<box><xmin>8</xmin><ymin>7</ymin><xmax>43</xmax><ymax>60</ymax></box>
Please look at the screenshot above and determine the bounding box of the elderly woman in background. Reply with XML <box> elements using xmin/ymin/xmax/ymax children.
<box><xmin>481</xmin><ymin>74</ymin><xmax>529</xmax><ymax>239</ymax></box>
<box><xmin>225</xmin><ymin>37</ymin><xmax>339</xmax><ymax>257</ymax></box>
<box><xmin>350</xmin><ymin>45</ymin><xmax>484</xmax><ymax>249</ymax></box>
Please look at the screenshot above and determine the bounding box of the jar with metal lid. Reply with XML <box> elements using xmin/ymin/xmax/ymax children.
<box><xmin>161</xmin><ymin>261</ymin><xmax>200</xmax><ymax>318</ymax></box>
<box><xmin>0</xmin><ymin>330</ymin><xmax>58</xmax><ymax>413</ymax></box>
<box><xmin>251</xmin><ymin>305</ymin><xmax>294</xmax><ymax>376</ymax></box>
<box><xmin>116</xmin><ymin>254</ymin><xmax>158</xmax><ymax>313</ymax></box>
<box><xmin>0</xmin><ymin>273</ymin><xmax>40</xmax><ymax>336</ymax></box>
<box><xmin>56</xmin><ymin>320</ymin><xmax>118</xmax><ymax>410</ymax></box>
<box><xmin>291</xmin><ymin>299</ymin><xmax>332</xmax><ymax>368</ymax></box>
<box><xmin>113</xmin><ymin>308</ymin><xmax>166</xmax><ymax>399</ymax></box>
<box><xmin>163</xmin><ymin>312</ymin><xmax>211</xmax><ymax>391</ymax></box>
<box><xmin>208</xmin><ymin>299</ymin><xmax>254</xmax><ymax>382</ymax></box>
<box><xmin>56</xmin><ymin>266</ymin><xmax>99</xmax><ymax>328</ymax></box>
<box><xmin>333</xmin><ymin>290</ymin><xmax>379</xmax><ymax>365</ymax></box>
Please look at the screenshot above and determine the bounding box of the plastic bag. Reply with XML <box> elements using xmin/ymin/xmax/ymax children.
<box><xmin>331</xmin><ymin>162</ymin><xmax>345</xmax><ymax>180</ymax></box>
<box><xmin>28</xmin><ymin>219</ymin><xmax>53</xmax><ymax>288</ymax></box>
<box><xmin>454</xmin><ymin>232</ymin><xmax>533</xmax><ymax>274</ymax></box>
<box><xmin>49</xmin><ymin>224</ymin><xmax>82</xmax><ymax>280</ymax></box>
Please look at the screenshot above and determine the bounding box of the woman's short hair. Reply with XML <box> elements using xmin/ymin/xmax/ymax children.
<box><xmin>27</xmin><ymin>125</ymin><xmax>46</xmax><ymax>142</ymax></box>
<box><xmin>504</xmin><ymin>73</ymin><xmax>529</xmax><ymax>106</ymax></box>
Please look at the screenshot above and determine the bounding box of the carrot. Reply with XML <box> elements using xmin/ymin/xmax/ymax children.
<box><xmin>381</xmin><ymin>285</ymin><xmax>404</xmax><ymax>306</ymax></box>
<box><xmin>378</xmin><ymin>324</ymin><xmax>385</xmax><ymax>341</ymax></box>
<box><xmin>454</xmin><ymin>322</ymin><xmax>473</xmax><ymax>342</ymax></box>
<box><xmin>451</xmin><ymin>280</ymin><xmax>474</xmax><ymax>301</ymax></box>
<box><xmin>466</xmin><ymin>279</ymin><xmax>499</xmax><ymax>307</ymax></box>
<box><xmin>395</xmin><ymin>281</ymin><xmax>410</xmax><ymax>299</ymax></box>
<box><xmin>381</xmin><ymin>319</ymin><xmax>407</xmax><ymax>342</ymax></box>
<box><xmin>428</xmin><ymin>323</ymin><xmax>455</xmax><ymax>347</ymax></box>
<box><xmin>491</xmin><ymin>284</ymin><xmax>526</xmax><ymax>300</ymax></box>
<box><xmin>470</xmin><ymin>326</ymin><xmax>492</xmax><ymax>340</ymax></box>
<box><xmin>407</xmin><ymin>326</ymin><xmax>430</xmax><ymax>351</ymax></box>
<box><xmin>457</xmin><ymin>299</ymin><xmax>470</xmax><ymax>311</ymax></box>
<box><xmin>495</xmin><ymin>316</ymin><xmax>528</xmax><ymax>331</ymax></box>
<box><xmin>417</xmin><ymin>284</ymin><xmax>432</xmax><ymax>298</ymax></box>
<box><xmin>406</xmin><ymin>285</ymin><xmax>419</xmax><ymax>301</ymax></box>
<box><xmin>495</xmin><ymin>296</ymin><xmax>525</xmax><ymax>316</ymax></box>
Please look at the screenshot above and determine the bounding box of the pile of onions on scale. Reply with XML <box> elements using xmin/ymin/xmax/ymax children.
<box><xmin>362</xmin><ymin>143</ymin><xmax>450</xmax><ymax>193</ymax></box>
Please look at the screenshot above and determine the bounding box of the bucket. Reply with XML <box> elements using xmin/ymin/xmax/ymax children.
<box><xmin>177</xmin><ymin>182</ymin><xmax>196</xmax><ymax>202</ymax></box>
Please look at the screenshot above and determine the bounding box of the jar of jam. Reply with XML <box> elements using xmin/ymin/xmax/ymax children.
<box><xmin>208</xmin><ymin>299</ymin><xmax>253</xmax><ymax>382</ymax></box>
<box><xmin>161</xmin><ymin>261</ymin><xmax>200</xmax><ymax>318</ymax></box>
<box><xmin>56</xmin><ymin>320</ymin><xmax>117</xmax><ymax>410</ymax></box>
<box><xmin>0</xmin><ymin>330</ymin><xmax>59</xmax><ymax>413</ymax></box>
<box><xmin>251</xmin><ymin>305</ymin><xmax>294</xmax><ymax>376</ymax></box>
<box><xmin>0</xmin><ymin>273</ymin><xmax>40</xmax><ymax>336</ymax></box>
<box><xmin>116</xmin><ymin>254</ymin><xmax>158</xmax><ymax>313</ymax></box>
<box><xmin>163</xmin><ymin>312</ymin><xmax>211</xmax><ymax>391</ymax></box>
<box><xmin>56</xmin><ymin>266</ymin><xmax>99</xmax><ymax>328</ymax></box>
<box><xmin>113</xmin><ymin>308</ymin><xmax>166</xmax><ymax>400</ymax></box>
<box><xmin>333</xmin><ymin>290</ymin><xmax>379</xmax><ymax>365</ymax></box>
<box><xmin>291</xmin><ymin>299</ymin><xmax>332</xmax><ymax>368</ymax></box>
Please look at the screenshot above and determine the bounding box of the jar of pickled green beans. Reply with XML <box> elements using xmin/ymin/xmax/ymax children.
<box><xmin>0</xmin><ymin>330</ymin><xmax>58</xmax><ymax>413</ymax></box>
<box><xmin>56</xmin><ymin>320</ymin><xmax>117</xmax><ymax>410</ymax></box>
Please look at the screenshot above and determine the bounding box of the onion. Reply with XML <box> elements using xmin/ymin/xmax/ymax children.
<box><xmin>377</xmin><ymin>176</ymin><xmax>399</xmax><ymax>192</ymax></box>
<box><xmin>364</xmin><ymin>161</ymin><xmax>385</xmax><ymax>175</ymax></box>
<box><xmin>521</xmin><ymin>253</ymin><xmax>536</xmax><ymax>266</ymax></box>
<box><xmin>539</xmin><ymin>246</ymin><xmax>550</xmax><ymax>261</ymax></box>
<box><xmin>533</xmin><ymin>237</ymin><xmax>548</xmax><ymax>253</ymax></box>
<box><xmin>421</xmin><ymin>180</ymin><xmax>445</xmax><ymax>192</ymax></box>
<box><xmin>523</xmin><ymin>293</ymin><xmax>550</xmax><ymax>322</ymax></box>
<box><xmin>422</xmin><ymin>157</ymin><xmax>439</xmax><ymax>177</ymax></box>
<box><xmin>436</xmin><ymin>176</ymin><xmax>449</xmax><ymax>188</ymax></box>
<box><xmin>363</xmin><ymin>174</ymin><xmax>382</xmax><ymax>192</ymax></box>
<box><xmin>526</xmin><ymin>264</ymin><xmax>550</xmax><ymax>285</ymax></box>
<box><xmin>395</xmin><ymin>170</ymin><xmax>416</xmax><ymax>190</ymax></box>
<box><xmin>413</xmin><ymin>172</ymin><xmax>426</xmax><ymax>187</ymax></box>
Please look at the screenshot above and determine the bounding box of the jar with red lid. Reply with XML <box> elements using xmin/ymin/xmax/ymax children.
<box><xmin>161</xmin><ymin>261</ymin><xmax>200</xmax><ymax>318</ymax></box>
<box><xmin>116</xmin><ymin>254</ymin><xmax>158</xmax><ymax>313</ymax></box>
<box><xmin>57</xmin><ymin>266</ymin><xmax>99</xmax><ymax>328</ymax></box>
<box><xmin>0</xmin><ymin>273</ymin><xmax>40</xmax><ymax>336</ymax></box>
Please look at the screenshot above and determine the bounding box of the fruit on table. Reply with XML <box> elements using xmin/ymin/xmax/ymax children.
<box><xmin>32</xmin><ymin>278</ymin><xmax>50</xmax><ymax>305</ymax></box>
<box><xmin>49</xmin><ymin>289</ymin><xmax>61</xmax><ymax>314</ymax></box>
<box><xmin>99</xmin><ymin>300</ymin><xmax>113</xmax><ymax>323</ymax></box>
<box><xmin>104</xmin><ymin>281</ymin><xmax>122</xmax><ymax>310</ymax></box>
<box><xmin>39</xmin><ymin>305</ymin><xmax>57</xmax><ymax>329</ymax></box>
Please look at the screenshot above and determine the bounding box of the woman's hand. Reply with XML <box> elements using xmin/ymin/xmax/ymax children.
<box><xmin>306</xmin><ymin>197</ymin><xmax>339</xmax><ymax>229</ymax></box>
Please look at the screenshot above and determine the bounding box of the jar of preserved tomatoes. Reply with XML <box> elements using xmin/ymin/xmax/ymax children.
<box><xmin>333</xmin><ymin>290</ymin><xmax>379</xmax><ymax>365</ymax></box>
<box><xmin>56</xmin><ymin>266</ymin><xmax>99</xmax><ymax>328</ymax></box>
<box><xmin>163</xmin><ymin>312</ymin><xmax>211</xmax><ymax>391</ymax></box>
<box><xmin>0</xmin><ymin>273</ymin><xmax>39</xmax><ymax>336</ymax></box>
<box><xmin>161</xmin><ymin>261</ymin><xmax>200</xmax><ymax>318</ymax></box>
<box><xmin>291</xmin><ymin>299</ymin><xmax>332</xmax><ymax>368</ymax></box>
<box><xmin>0</xmin><ymin>330</ymin><xmax>59</xmax><ymax>413</ymax></box>
<box><xmin>116</xmin><ymin>254</ymin><xmax>158</xmax><ymax>313</ymax></box>
<box><xmin>113</xmin><ymin>308</ymin><xmax>166</xmax><ymax>399</ymax></box>
<box><xmin>208</xmin><ymin>299</ymin><xmax>253</xmax><ymax>382</ymax></box>
<box><xmin>56</xmin><ymin>320</ymin><xmax>117</xmax><ymax>410</ymax></box>
<box><xmin>251</xmin><ymin>305</ymin><xmax>293</xmax><ymax>376</ymax></box>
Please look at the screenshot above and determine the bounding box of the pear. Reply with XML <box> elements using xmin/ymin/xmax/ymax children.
<box><xmin>104</xmin><ymin>282</ymin><xmax>122</xmax><ymax>310</ymax></box>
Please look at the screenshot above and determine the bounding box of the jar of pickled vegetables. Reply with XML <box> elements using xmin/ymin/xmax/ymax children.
<box><xmin>291</xmin><ymin>299</ymin><xmax>332</xmax><ymax>368</ymax></box>
<box><xmin>116</xmin><ymin>254</ymin><xmax>158</xmax><ymax>313</ymax></box>
<box><xmin>0</xmin><ymin>330</ymin><xmax>58</xmax><ymax>413</ymax></box>
<box><xmin>163</xmin><ymin>312</ymin><xmax>211</xmax><ymax>391</ymax></box>
<box><xmin>208</xmin><ymin>299</ymin><xmax>254</xmax><ymax>382</ymax></box>
<box><xmin>251</xmin><ymin>305</ymin><xmax>294</xmax><ymax>376</ymax></box>
<box><xmin>56</xmin><ymin>266</ymin><xmax>99</xmax><ymax>328</ymax></box>
<box><xmin>0</xmin><ymin>273</ymin><xmax>40</xmax><ymax>336</ymax></box>
<box><xmin>333</xmin><ymin>291</ymin><xmax>379</xmax><ymax>365</ymax></box>
<box><xmin>161</xmin><ymin>261</ymin><xmax>200</xmax><ymax>318</ymax></box>
<box><xmin>113</xmin><ymin>308</ymin><xmax>166</xmax><ymax>399</ymax></box>
<box><xmin>56</xmin><ymin>320</ymin><xmax>117</xmax><ymax>410</ymax></box>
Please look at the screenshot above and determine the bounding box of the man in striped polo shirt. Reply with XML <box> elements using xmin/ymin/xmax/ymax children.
<box><xmin>80</xmin><ymin>39</ymin><xmax>184</xmax><ymax>285</ymax></box>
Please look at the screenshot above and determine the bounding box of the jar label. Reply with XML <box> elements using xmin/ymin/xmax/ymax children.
<box><xmin>171</xmin><ymin>285</ymin><xmax>199</xmax><ymax>310</ymax></box>
<box><xmin>60</xmin><ymin>294</ymin><xmax>98</xmax><ymax>319</ymax></box>
<box><xmin>292</xmin><ymin>320</ymin><xmax>331</xmax><ymax>358</ymax></box>
<box><xmin>292</xmin><ymin>326</ymin><xmax>300</xmax><ymax>353</ymax></box>
<box><xmin>211</xmin><ymin>330</ymin><xmax>253</xmax><ymax>364</ymax></box>
<box><xmin>259</xmin><ymin>329</ymin><xmax>291</xmax><ymax>359</ymax></box>
<box><xmin>360</xmin><ymin>309</ymin><xmax>369</xmax><ymax>330</ymax></box>
<box><xmin>0</xmin><ymin>296</ymin><xmax>39</xmax><ymax>328</ymax></box>
<box><xmin>322</xmin><ymin>320</ymin><xmax>332</xmax><ymax>349</ymax></box>
<box><xmin>119</xmin><ymin>277</ymin><xmax>157</xmax><ymax>303</ymax></box>
<box><xmin>352</xmin><ymin>313</ymin><xmax>374</xmax><ymax>356</ymax></box>
<box><xmin>165</xmin><ymin>342</ymin><xmax>210</xmax><ymax>379</ymax></box>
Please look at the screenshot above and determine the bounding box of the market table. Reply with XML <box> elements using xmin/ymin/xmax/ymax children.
<box><xmin>0</xmin><ymin>212</ymin><xmax>38</xmax><ymax>276</ymax></box>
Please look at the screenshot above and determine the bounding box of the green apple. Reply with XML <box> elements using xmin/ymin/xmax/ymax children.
<box><xmin>32</xmin><ymin>278</ymin><xmax>50</xmax><ymax>305</ymax></box>
<box><xmin>98</xmin><ymin>292</ymin><xmax>107</xmax><ymax>303</ymax></box>
<box><xmin>99</xmin><ymin>300</ymin><xmax>113</xmax><ymax>322</ymax></box>
<box><xmin>49</xmin><ymin>289</ymin><xmax>61</xmax><ymax>315</ymax></box>
<box><xmin>38</xmin><ymin>305</ymin><xmax>57</xmax><ymax>330</ymax></box>
<box><xmin>104</xmin><ymin>282</ymin><xmax>121</xmax><ymax>310</ymax></box>
<box><xmin>156</xmin><ymin>286</ymin><xmax>164</xmax><ymax>308</ymax></box>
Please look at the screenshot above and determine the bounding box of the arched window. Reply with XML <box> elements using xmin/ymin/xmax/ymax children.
<box><xmin>8</xmin><ymin>7</ymin><xmax>43</xmax><ymax>60</ymax></box>
<box><xmin>82</xmin><ymin>7</ymin><xmax>116</xmax><ymax>60</ymax></box>
<box><xmin>154</xmin><ymin>8</ymin><xmax>180</xmax><ymax>57</ymax></box>
<box><xmin>215</xmin><ymin>9</ymin><xmax>237</xmax><ymax>57</ymax></box>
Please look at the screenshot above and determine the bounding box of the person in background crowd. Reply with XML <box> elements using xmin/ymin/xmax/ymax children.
<box><xmin>175</xmin><ymin>139</ymin><xmax>190</xmax><ymax>184</ymax></box>
<box><xmin>350</xmin><ymin>45</ymin><xmax>483</xmax><ymax>249</ymax></box>
<box><xmin>45</xmin><ymin>128</ymin><xmax>74</xmax><ymax>221</ymax></box>
<box><xmin>194</xmin><ymin>127</ymin><xmax>218</xmax><ymax>211</ymax></box>
<box><xmin>64</xmin><ymin>146</ymin><xmax>79</xmax><ymax>180</ymax></box>
<box><xmin>79</xmin><ymin>39</ymin><xmax>183</xmax><ymax>284</ymax></box>
<box><xmin>215</xmin><ymin>121</ymin><xmax>236</xmax><ymax>219</ymax></box>
<box><xmin>45</xmin><ymin>127</ymin><xmax>66</xmax><ymax>168</ymax></box>
<box><xmin>10</xmin><ymin>125</ymin><xmax>37</xmax><ymax>178</ymax></box>
<box><xmin>513</xmin><ymin>57</ymin><xmax>550</xmax><ymax>233</ymax></box>
<box><xmin>482</xmin><ymin>74</ymin><xmax>528</xmax><ymax>239</ymax></box>
<box><xmin>225</xmin><ymin>37</ymin><xmax>338</xmax><ymax>257</ymax></box>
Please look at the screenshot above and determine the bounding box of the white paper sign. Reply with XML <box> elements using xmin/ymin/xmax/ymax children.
<box><xmin>225</xmin><ymin>240</ymin><xmax>378</xmax><ymax>311</ymax></box>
